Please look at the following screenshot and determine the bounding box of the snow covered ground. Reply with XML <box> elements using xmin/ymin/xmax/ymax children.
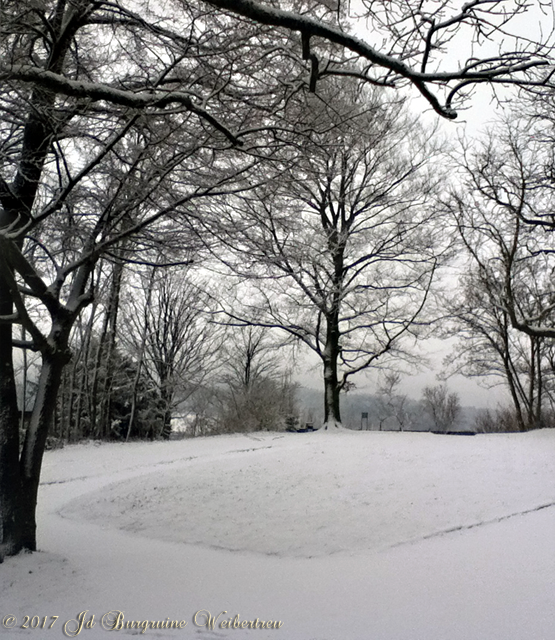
<box><xmin>2</xmin><ymin>429</ymin><xmax>555</xmax><ymax>639</ymax></box>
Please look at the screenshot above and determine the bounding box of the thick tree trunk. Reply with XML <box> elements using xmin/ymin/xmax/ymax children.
<box><xmin>323</xmin><ymin>370</ymin><xmax>341</xmax><ymax>427</ymax></box>
<box><xmin>322</xmin><ymin>312</ymin><xmax>342</xmax><ymax>428</ymax></box>
<box><xmin>0</xmin><ymin>0</ymin><xmax>83</xmax><ymax>557</ymax></box>
<box><xmin>19</xmin><ymin>351</ymin><xmax>66</xmax><ymax>550</ymax></box>
<box><xmin>321</xmin><ymin>226</ymin><xmax>346</xmax><ymax>430</ymax></box>
<box><xmin>159</xmin><ymin>384</ymin><xmax>173</xmax><ymax>440</ymax></box>
<box><xmin>161</xmin><ymin>407</ymin><xmax>172</xmax><ymax>440</ymax></box>
<box><xmin>500</xmin><ymin>323</ymin><xmax>527</xmax><ymax>432</ymax></box>
<box><xmin>0</xmin><ymin>281</ymin><xmax>22</xmax><ymax>559</ymax></box>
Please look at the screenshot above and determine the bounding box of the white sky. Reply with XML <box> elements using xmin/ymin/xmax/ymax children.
<box><xmin>293</xmin><ymin>340</ymin><xmax>509</xmax><ymax>408</ymax></box>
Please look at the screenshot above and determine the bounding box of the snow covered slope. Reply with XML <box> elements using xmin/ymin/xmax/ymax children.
<box><xmin>2</xmin><ymin>430</ymin><xmax>555</xmax><ymax>639</ymax></box>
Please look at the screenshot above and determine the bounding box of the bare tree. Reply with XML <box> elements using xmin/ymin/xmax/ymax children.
<box><xmin>217</xmin><ymin>326</ymin><xmax>297</xmax><ymax>432</ymax></box>
<box><xmin>460</xmin><ymin>105</ymin><xmax>555</xmax><ymax>340</ymax></box>
<box><xmin>0</xmin><ymin>1</ymin><xmax>262</xmax><ymax>556</ymax></box>
<box><xmin>375</xmin><ymin>372</ymin><xmax>410</xmax><ymax>431</ymax></box>
<box><xmin>447</xmin><ymin>266</ymin><xmax>555</xmax><ymax>431</ymax></box>
<box><xmin>121</xmin><ymin>267</ymin><xmax>223</xmax><ymax>439</ymax></box>
<box><xmin>422</xmin><ymin>383</ymin><xmax>461</xmax><ymax>432</ymax></box>
<box><xmin>208</xmin><ymin>89</ymin><xmax>448</xmax><ymax>427</ymax></box>
<box><xmin>445</xmin><ymin>122</ymin><xmax>555</xmax><ymax>429</ymax></box>
<box><xmin>222</xmin><ymin>326</ymin><xmax>282</xmax><ymax>390</ymax></box>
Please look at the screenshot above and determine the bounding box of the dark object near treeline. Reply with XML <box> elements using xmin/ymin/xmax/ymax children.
<box><xmin>431</xmin><ymin>430</ymin><xmax>476</xmax><ymax>436</ymax></box>
<box><xmin>287</xmin><ymin>424</ymin><xmax>317</xmax><ymax>433</ymax></box>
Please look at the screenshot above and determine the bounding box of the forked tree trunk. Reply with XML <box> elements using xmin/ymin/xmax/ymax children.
<box><xmin>0</xmin><ymin>281</ymin><xmax>22</xmax><ymax>559</ymax></box>
<box><xmin>161</xmin><ymin>407</ymin><xmax>172</xmax><ymax>440</ymax></box>
<box><xmin>0</xmin><ymin>0</ymin><xmax>92</xmax><ymax>556</ymax></box>
<box><xmin>19</xmin><ymin>350</ymin><xmax>67</xmax><ymax>550</ymax></box>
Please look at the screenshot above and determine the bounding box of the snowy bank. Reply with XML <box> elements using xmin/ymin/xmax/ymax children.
<box><xmin>1</xmin><ymin>430</ymin><xmax>555</xmax><ymax>639</ymax></box>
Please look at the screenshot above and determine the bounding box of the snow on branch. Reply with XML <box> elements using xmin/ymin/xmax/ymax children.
<box><xmin>0</xmin><ymin>65</ymin><xmax>242</xmax><ymax>145</ymax></box>
<box><xmin>205</xmin><ymin>0</ymin><xmax>552</xmax><ymax>119</ymax></box>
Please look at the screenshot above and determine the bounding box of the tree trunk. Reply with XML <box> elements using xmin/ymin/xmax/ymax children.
<box><xmin>126</xmin><ymin>269</ymin><xmax>155</xmax><ymax>441</ymax></box>
<box><xmin>322</xmin><ymin>312</ymin><xmax>342</xmax><ymax>428</ymax></box>
<box><xmin>500</xmin><ymin>316</ymin><xmax>527</xmax><ymax>432</ymax></box>
<box><xmin>19</xmin><ymin>351</ymin><xmax>67</xmax><ymax>550</ymax></box>
<box><xmin>321</xmin><ymin>225</ymin><xmax>346</xmax><ymax>430</ymax></box>
<box><xmin>65</xmin><ymin>354</ymin><xmax>79</xmax><ymax>442</ymax></box>
<box><xmin>525</xmin><ymin>336</ymin><xmax>536</xmax><ymax>431</ymax></box>
<box><xmin>0</xmin><ymin>281</ymin><xmax>22</xmax><ymax>559</ymax></box>
<box><xmin>98</xmin><ymin>260</ymin><xmax>124</xmax><ymax>438</ymax></box>
<box><xmin>77</xmin><ymin>301</ymin><xmax>99</xmax><ymax>440</ymax></box>
<box><xmin>0</xmin><ymin>0</ymin><xmax>84</xmax><ymax>557</ymax></box>
<box><xmin>159</xmin><ymin>383</ymin><xmax>173</xmax><ymax>440</ymax></box>
<box><xmin>535</xmin><ymin>339</ymin><xmax>543</xmax><ymax>430</ymax></box>
<box><xmin>161</xmin><ymin>407</ymin><xmax>172</xmax><ymax>440</ymax></box>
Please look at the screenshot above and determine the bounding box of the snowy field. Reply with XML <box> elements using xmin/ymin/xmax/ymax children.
<box><xmin>2</xmin><ymin>429</ymin><xmax>555</xmax><ymax>639</ymax></box>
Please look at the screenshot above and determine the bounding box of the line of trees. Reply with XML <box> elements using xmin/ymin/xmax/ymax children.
<box><xmin>0</xmin><ymin>0</ymin><xmax>553</xmax><ymax>559</ymax></box>
<box><xmin>35</xmin><ymin>267</ymin><xmax>295</xmax><ymax>443</ymax></box>
<box><xmin>444</xmin><ymin>92</ymin><xmax>555</xmax><ymax>431</ymax></box>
